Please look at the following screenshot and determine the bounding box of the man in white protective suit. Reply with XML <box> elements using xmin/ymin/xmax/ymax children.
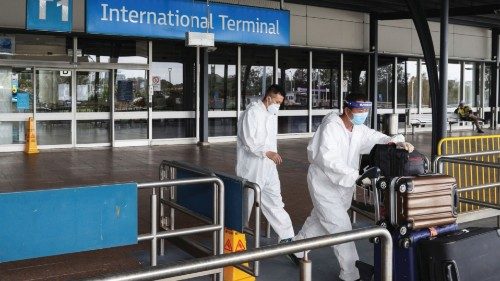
<box><xmin>293</xmin><ymin>93</ymin><xmax>414</xmax><ymax>281</ymax></box>
<box><xmin>236</xmin><ymin>84</ymin><xmax>295</xmax><ymax>246</ymax></box>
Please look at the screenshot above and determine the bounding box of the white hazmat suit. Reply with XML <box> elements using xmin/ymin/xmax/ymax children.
<box><xmin>236</xmin><ymin>100</ymin><xmax>295</xmax><ymax>240</ymax></box>
<box><xmin>295</xmin><ymin>112</ymin><xmax>404</xmax><ymax>281</ymax></box>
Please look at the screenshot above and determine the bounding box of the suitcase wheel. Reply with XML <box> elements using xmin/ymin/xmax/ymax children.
<box><xmin>398</xmin><ymin>184</ymin><xmax>407</xmax><ymax>193</ymax></box>
<box><xmin>378</xmin><ymin>180</ymin><xmax>388</xmax><ymax>190</ymax></box>
<box><xmin>377</xmin><ymin>220</ymin><xmax>388</xmax><ymax>229</ymax></box>
<box><xmin>399</xmin><ymin>237</ymin><xmax>411</xmax><ymax>249</ymax></box>
<box><xmin>398</xmin><ymin>225</ymin><xmax>408</xmax><ymax>236</ymax></box>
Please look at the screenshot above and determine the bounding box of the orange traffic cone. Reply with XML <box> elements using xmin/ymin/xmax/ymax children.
<box><xmin>25</xmin><ymin>117</ymin><xmax>39</xmax><ymax>154</ymax></box>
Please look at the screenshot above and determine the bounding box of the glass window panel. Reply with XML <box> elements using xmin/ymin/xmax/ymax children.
<box><xmin>151</xmin><ymin>41</ymin><xmax>195</xmax><ymax>111</ymax></box>
<box><xmin>397</xmin><ymin>60</ymin><xmax>408</xmax><ymax>108</ymax></box>
<box><xmin>279</xmin><ymin>48</ymin><xmax>309</xmax><ymax>110</ymax></box>
<box><xmin>377</xmin><ymin>57</ymin><xmax>394</xmax><ymax>109</ymax></box>
<box><xmin>278</xmin><ymin>116</ymin><xmax>308</xmax><ymax>133</ymax></box>
<box><xmin>0</xmin><ymin>34</ymin><xmax>72</xmax><ymax>62</ymax></box>
<box><xmin>36</xmin><ymin>120</ymin><xmax>71</xmax><ymax>145</ymax></box>
<box><xmin>78</xmin><ymin>38</ymin><xmax>148</xmax><ymax>64</ymax></box>
<box><xmin>241</xmin><ymin>46</ymin><xmax>275</xmax><ymax>109</ymax></box>
<box><xmin>114</xmin><ymin>70</ymin><xmax>147</xmax><ymax>112</ymax></box>
<box><xmin>0</xmin><ymin>121</ymin><xmax>26</xmax><ymax>145</ymax></box>
<box><xmin>77</xmin><ymin>120</ymin><xmax>110</xmax><ymax>144</ymax></box>
<box><xmin>209</xmin><ymin>45</ymin><xmax>237</xmax><ymax>111</ymax></box>
<box><xmin>312</xmin><ymin>115</ymin><xmax>324</xmax><ymax>132</ymax></box>
<box><xmin>36</xmin><ymin>70</ymin><xmax>72</xmax><ymax>112</ymax></box>
<box><xmin>312</xmin><ymin>51</ymin><xmax>340</xmax><ymax>109</ymax></box>
<box><xmin>0</xmin><ymin>67</ymin><xmax>33</xmax><ymax>113</ymax></box>
<box><xmin>448</xmin><ymin>62</ymin><xmax>461</xmax><ymax>107</ymax></box>
<box><xmin>114</xmin><ymin>119</ymin><xmax>148</xmax><ymax>140</ymax></box>
<box><xmin>485</xmin><ymin>64</ymin><xmax>491</xmax><ymax>107</ymax></box>
<box><xmin>209</xmin><ymin>118</ymin><xmax>237</xmax><ymax>137</ymax></box>
<box><xmin>421</xmin><ymin>62</ymin><xmax>431</xmax><ymax>108</ymax></box>
<box><xmin>405</xmin><ymin>60</ymin><xmax>418</xmax><ymax>109</ymax></box>
<box><xmin>76</xmin><ymin>71</ymin><xmax>111</xmax><ymax>112</ymax></box>
<box><xmin>464</xmin><ymin>63</ymin><xmax>477</xmax><ymax>107</ymax></box>
<box><xmin>343</xmin><ymin>54</ymin><xmax>368</xmax><ymax>98</ymax></box>
<box><xmin>152</xmin><ymin>119</ymin><xmax>195</xmax><ymax>139</ymax></box>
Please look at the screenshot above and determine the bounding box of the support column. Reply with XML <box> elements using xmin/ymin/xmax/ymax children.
<box><xmin>405</xmin><ymin>0</ymin><xmax>441</xmax><ymax>158</ymax></box>
<box><xmin>198</xmin><ymin>48</ymin><xmax>209</xmax><ymax>146</ymax></box>
<box><xmin>437</xmin><ymin>0</ymin><xmax>449</xmax><ymax>150</ymax></box>
<box><xmin>491</xmin><ymin>29</ymin><xmax>499</xmax><ymax>129</ymax></box>
<box><xmin>369</xmin><ymin>14</ymin><xmax>379</xmax><ymax>129</ymax></box>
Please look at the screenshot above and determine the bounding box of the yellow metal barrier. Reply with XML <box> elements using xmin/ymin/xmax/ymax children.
<box><xmin>438</xmin><ymin>135</ymin><xmax>500</xmax><ymax>213</ymax></box>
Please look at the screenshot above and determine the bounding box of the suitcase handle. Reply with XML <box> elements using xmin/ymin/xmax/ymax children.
<box><xmin>445</xmin><ymin>261</ymin><xmax>460</xmax><ymax>281</ymax></box>
<box><xmin>452</xmin><ymin>186</ymin><xmax>459</xmax><ymax>216</ymax></box>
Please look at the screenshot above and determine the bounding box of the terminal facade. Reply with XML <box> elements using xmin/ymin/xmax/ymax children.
<box><xmin>0</xmin><ymin>0</ymin><xmax>498</xmax><ymax>152</ymax></box>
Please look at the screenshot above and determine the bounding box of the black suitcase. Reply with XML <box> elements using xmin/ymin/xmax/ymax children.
<box><xmin>362</xmin><ymin>144</ymin><xmax>429</xmax><ymax>177</ymax></box>
<box><xmin>418</xmin><ymin>227</ymin><xmax>500</xmax><ymax>281</ymax></box>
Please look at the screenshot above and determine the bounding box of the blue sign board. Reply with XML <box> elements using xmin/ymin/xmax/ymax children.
<box><xmin>27</xmin><ymin>0</ymin><xmax>73</xmax><ymax>32</ymax></box>
<box><xmin>16</xmin><ymin>92</ymin><xmax>30</xmax><ymax>110</ymax></box>
<box><xmin>86</xmin><ymin>0</ymin><xmax>290</xmax><ymax>46</ymax></box>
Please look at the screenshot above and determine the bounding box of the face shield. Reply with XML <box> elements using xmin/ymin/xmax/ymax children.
<box><xmin>345</xmin><ymin>101</ymin><xmax>372</xmax><ymax>125</ymax></box>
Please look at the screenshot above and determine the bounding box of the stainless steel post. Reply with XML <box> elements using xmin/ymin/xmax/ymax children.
<box><xmin>300</xmin><ymin>252</ymin><xmax>312</xmax><ymax>281</ymax></box>
<box><xmin>151</xmin><ymin>193</ymin><xmax>158</xmax><ymax>266</ymax></box>
<box><xmin>266</xmin><ymin>220</ymin><xmax>271</xmax><ymax>238</ymax></box>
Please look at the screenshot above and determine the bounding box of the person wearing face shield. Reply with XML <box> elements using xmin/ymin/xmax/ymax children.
<box><xmin>292</xmin><ymin>93</ymin><xmax>414</xmax><ymax>281</ymax></box>
<box><xmin>236</xmin><ymin>84</ymin><xmax>295</xmax><ymax>246</ymax></box>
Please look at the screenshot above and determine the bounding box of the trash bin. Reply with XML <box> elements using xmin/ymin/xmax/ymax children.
<box><xmin>382</xmin><ymin>114</ymin><xmax>399</xmax><ymax>135</ymax></box>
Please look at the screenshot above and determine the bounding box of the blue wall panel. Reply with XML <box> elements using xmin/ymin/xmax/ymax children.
<box><xmin>0</xmin><ymin>183</ymin><xmax>138</xmax><ymax>263</ymax></box>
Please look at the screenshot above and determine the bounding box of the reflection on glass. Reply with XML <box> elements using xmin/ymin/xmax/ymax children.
<box><xmin>36</xmin><ymin>70</ymin><xmax>72</xmax><ymax>112</ymax></box>
<box><xmin>0</xmin><ymin>34</ymin><xmax>71</xmax><ymax>62</ymax></box>
<box><xmin>78</xmin><ymin>39</ymin><xmax>148</xmax><ymax>64</ymax></box>
<box><xmin>343</xmin><ymin>54</ymin><xmax>368</xmax><ymax>98</ymax></box>
<box><xmin>76</xmin><ymin>71</ymin><xmax>110</xmax><ymax>112</ymax></box>
<box><xmin>151</xmin><ymin>62</ymin><xmax>188</xmax><ymax>111</ymax></box>
<box><xmin>279</xmin><ymin>48</ymin><xmax>309</xmax><ymax>110</ymax></box>
<box><xmin>421</xmin><ymin>62</ymin><xmax>431</xmax><ymax>108</ymax></box>
<box><xmin>312</xmin><ymin>51</ymin><xmax>339</xmax><ymax>109</ymax></box>
<box><xmin>114</xmin><ymin>70</ymin><xmax>147</xmax><ymax>112</ymax></box>
<box><xmin>0</xmin><ymin>121</ymin><xmax>26</xmax><ymax>145</ymax></box>
<box><xmin>209</xmin><ymin>45</ymin><xmax>237</xmax><ymax>111</ymax></box>
<box><xmin>36</xmin><ymin>120</ymin><xmax>72</xmax><ymax>145</ymax></box>
<box><xmin>377</xmin><ymin>58</ymin><xmax>394</xmax><ymax>109</ymax></box>
<box><xmin>77</xmin><ymin>120</ymin><xmax>110</xmax><ymax>144</ymax></box>
<box><xmin>397</xmin><ymin>60</ymin><xmax>408</xmax><ymax>108</ymax></box>
<box><xmin>152</xmin><ymin>119</ymin><xmax>195</xmax><ymax>139</ymax></box>
<box><xmin>405</xmin><ymin>60</ymin><xmax>418</xmax><ymax>108</ymax></box>
<box><xmin>0</xmin><ymin>67</ymin><xmax>33</xmax><ymax>113</ymax></box>
<box><xmin>312</xmin><ymin>115</ymin><xmax>324</xmax><ymax>132</ymax></box>
<box><xmin>241</xmin><ymin>46</ymin><xmax>275</xmax><ymax>109</ymax></box>
<box><xmin>464</xmin><ymin>63</ymin><xmax>476</xmax><ymax>107</ymax></box>
<box><xmin>485</xmin><ymin>65</ymin><xmax>491</xmax><ymax>107</ymax></box>
<box><xmin>209</xmin><ymin>118</ymin><xmax>237</xmax><ymax>136</ymax></box>
<box><xmin>209</xmin><ymin>64</ymin><xmax>237</xmax><ymax>110</ymax></box>
<box><xmin>448</xmin><ymin>62</ymin><xmax>461</xmax><ymax>107</ymax></box>
<box><xmin>115</xmin><ymin>119</ymin><xmax>148</xmax><ymax>140</ymax></box>
<box><xmin>278</xmin><ymin>116</ymin><xmax>308</xmax><ymax>134</ymax></box>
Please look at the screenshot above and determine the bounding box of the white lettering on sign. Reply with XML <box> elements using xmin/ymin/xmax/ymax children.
<box><xmin>39</xmin><ymin>0</ymin><xmax>69</xmax><ymax>22</ymax></box>
<box><xmin>98</xmin><ymin>4</ymin><xmax>279</xmax><ymax>35</ymax></box>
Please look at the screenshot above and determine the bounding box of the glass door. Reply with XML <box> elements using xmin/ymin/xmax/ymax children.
<box><xmin>0</xmin><ymin>67</ymin><xmax>34</xmax><ymax>150</ymax></box>
<box><xmin>35</xmin><ymin>69</ymin><xmax>73</xmax><ymax>148</ymax></box>
<box><xmin>76</xmin><ymin>70</ymin><xmax>112</xmax><ymax>146</ymax></box>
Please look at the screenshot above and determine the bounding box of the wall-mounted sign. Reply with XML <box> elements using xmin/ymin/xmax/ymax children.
<box><xmin>86</xmin><ymin>0</ymin><xmax>290</xmax><ymax>46</ymax></box>
<box><xmin>27</xmin><ymin>0</ymin><xmax>73</xmax><ymax>32</ymax></box>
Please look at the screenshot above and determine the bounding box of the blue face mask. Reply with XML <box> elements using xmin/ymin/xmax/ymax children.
<box><xmin>350</xmin><ymin>112</ymin><xmax>369</xmax><ymax>125</ymax></box>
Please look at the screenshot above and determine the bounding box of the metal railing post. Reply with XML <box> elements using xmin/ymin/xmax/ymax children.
<box><xmin>300</xmin><ymin>252</ymin><xmax>312</xmax><ymax>281</ymax></box>
<box><xmin>151</xmin><ymin>192</ymin><xmax>158</xmax><ymax>266</ymax></box>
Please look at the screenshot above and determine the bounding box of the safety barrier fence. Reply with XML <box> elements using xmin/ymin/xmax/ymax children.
<box><xmin>158</xmin><ymin>160</ymin><xmax>263</xmax><ymax>277</ymax></box>
<box><xmin>86</xmin><ymin>226</ymin><xmax>393</xmax><ymax>281</ymax></box>
<box><xmin>437</xmin><ymin>135</ymin><xmax>500</xmax><ymax>217</ymax></box>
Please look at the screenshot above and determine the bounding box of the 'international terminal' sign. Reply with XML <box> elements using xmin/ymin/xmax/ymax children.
<box><xmin>86</xmin><ymin>0</ymin><xmax>290</xmax><ymax>46</ymax></box>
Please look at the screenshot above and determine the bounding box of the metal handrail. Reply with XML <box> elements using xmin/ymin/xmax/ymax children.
<box><xmin>137</xmin><ymin>177</ymin><xmax>224</xmax><ymax>273</ymax></box>
<box><xmin>433</xmin><ymin>154</ymin><xmax>500</xmax><ymax>211</ymax></box>
<box><xmin>86</xmin><ymin>226</ymin><xmax>393</xmax><ymax>281</ymax></box>
<box><xmin>158</xmin><ymin>160</ymin><xmax>263</xmax><ymax>277</ymax></box>
<box><xmin>432</xmin><ymin>150</ymin><xmax>500</xmax><ymax>172</ymax></box>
